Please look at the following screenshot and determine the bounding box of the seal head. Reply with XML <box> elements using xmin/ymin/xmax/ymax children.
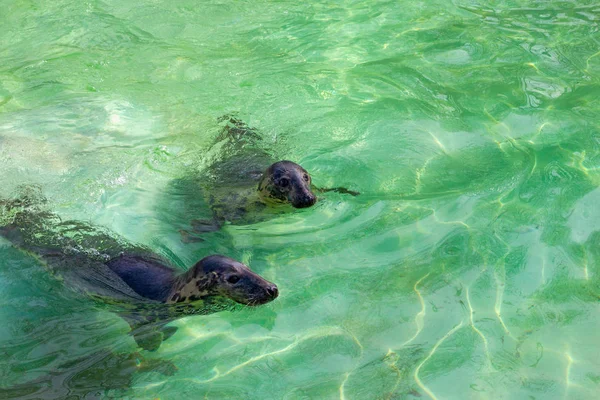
<box><xmin>257</xmin><ymin>160</ymin><xmax>317</xmax><ymax>208</ymax></box>
<box><xmin>168</xmin><ymin>255</ymin><xmax>278</xmax><ymax>306</ymax></box>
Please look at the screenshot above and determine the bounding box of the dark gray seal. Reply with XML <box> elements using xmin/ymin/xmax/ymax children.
<box><xmin>176</xmin><ymin>115</ymin><xmax>359</xmax><ymax>241</ymax></box>
<box><xmin>0</xmin><ymin>187</ymin><xmax>278</xmax><ymax>351</ymax></box>
<box><xmin>257</xmin><ymin>160</ymin><xmax>317</xmax><ymax>209</ymax></box>
<box><xmin>107</xmin><ymin>253</ymin><xmax>278</xmax><ymax>306</ymax></box>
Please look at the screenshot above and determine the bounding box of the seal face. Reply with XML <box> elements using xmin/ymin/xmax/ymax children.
<box><xmin>188</xmin><ymin>117</ymin><xmax>318</xmax><ymax>228</ymax></box>
<box><xmin>258</xmin><ymin>160</ymin><xmax>317</xmax><ymax>209</ymax></box>
<box><xmin>165</xmin><ymin>255</ymin><xmax>279</xmax><ymax>306</ymax></box>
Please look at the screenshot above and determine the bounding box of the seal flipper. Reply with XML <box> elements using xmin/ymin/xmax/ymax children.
<box><xmin>315</xmin><ymin>186</ymin><xmax>361</xmax><ymax>197</ymax></box>
<box><xmin>190</xmin><ymin>218</ymin><xmax>221</xmax><ymax>233</ymax></box>
<box><xmin>179</xmin><ymin>229</ymin><xmax>205</xmax><ymax>243</ymax></box>
<box><xmin>161</xmin><ymin>326</ymin><xmax>178</xmax><ymax>341</ymax></box>
<box><xmin>119</xmin><ymin>312</ymin><xmax>177</xmax><ymax>351</ymax></box>
<box><xmin>132</xmin><ymin>328</ymin><xmax>163</xmax><ymax>352</ymax></box>
<box><xmin>179</xmin><ymin>218</ymin><xmax>221</xmax><ymax>243</ymax></box>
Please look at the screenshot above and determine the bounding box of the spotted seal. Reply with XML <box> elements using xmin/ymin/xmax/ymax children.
<box><xmin>107</xmin><ymin>254</ymin><xmax>278</xmax><ymax>306</ymax></box>
<box><xmin>175</xmin><ymin>115</ymin><xmax>359</xmax><ymax>241</ymax></box>
<box><xmin>0</xmin><ymin>187</ymin><xmax>278</xmax><ymax>351</ymax></box>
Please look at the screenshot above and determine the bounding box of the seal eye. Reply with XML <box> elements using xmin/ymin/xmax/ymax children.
<box><xmin>303</xmin><ymin>174</ymin><xmax>309</xmax><ymax>182</ymax></box>
<box><xmin>227</xmin><ymin>275</ymin><xmax>240</xmax><ymax>284</ymax></box>
<box><xmin>279</xmin><ymin>178</ymin><xmax>289</xmax><ymax>187</ymax></box>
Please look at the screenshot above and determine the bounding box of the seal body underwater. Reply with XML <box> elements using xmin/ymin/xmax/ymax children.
<box><xmin>172</xmin><ymin>115</ymin><xmax>358</xmax><ymax>241</ymax></box>
<box><xmin>0</xmin><ymin>188</ymin><xmax>278</xmax><ymax>351</ymax></box>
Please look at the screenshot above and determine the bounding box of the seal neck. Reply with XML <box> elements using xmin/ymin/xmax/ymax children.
<box><xmin>164</xmin><ymin>266</ymin><xmax>217</xmax><ymax>304</ymax></box>
<box><xmin>256</xmin><ymin>175</ymin><xmax>287</xmax><ymax>206</ymax></box>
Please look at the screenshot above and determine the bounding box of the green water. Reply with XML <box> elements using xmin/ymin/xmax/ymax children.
<box><xmin>1</xmin><ymin>0</ymin><xmax>600</xmax><ymax>398</ymax></box>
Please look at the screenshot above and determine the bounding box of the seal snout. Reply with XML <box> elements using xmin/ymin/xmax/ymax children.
<box><xmin>291</xmin><ymin>191</ymin><xmax>317</xmax><ymax>208</ymax></box>
<box><xmin>265</xmin><ymin>284</ymin><xmax>279</xmax><ymax>300</ymax></box>
<box><xmin>249</xmin><ymin>283</ymin><xmax>278</xmax><ymax>305</ymax></box>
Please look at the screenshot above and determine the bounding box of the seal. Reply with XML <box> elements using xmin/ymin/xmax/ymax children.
<box><xmin>0</xmin><ymin>187</ymin><xmax>278</xmax><ymax>351</ymax></box>
<box><xmin>175</xmin><ymin>115</ymin><xmax>359</xmax><ymax>241</ymax></box>
<box><xmin>106</xmin><ymin>254</ymin><xmax>278</xmax><ymax>306</ymax></box>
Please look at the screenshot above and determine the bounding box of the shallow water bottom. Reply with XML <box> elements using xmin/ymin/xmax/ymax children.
<box><xmin>1</xmin><ymin>0</ymin><xmax>600</xmax><ymax>398</ymax></box>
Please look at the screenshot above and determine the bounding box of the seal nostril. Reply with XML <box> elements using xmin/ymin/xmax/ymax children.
<box><xmin>293</xmin><ymin>193</ymin><xmax>317</xmax><ymax>208</ymax></box>
<box><xmin>266</xmin><ymin>285</ymin><xmax>279</xmax><ymax>298</ymax></box>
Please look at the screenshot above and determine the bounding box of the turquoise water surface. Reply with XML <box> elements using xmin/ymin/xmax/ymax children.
<box><xmin>1</xmin><ymin>0</ymin><xmax>600</xmax><ymax>399</ymax></box>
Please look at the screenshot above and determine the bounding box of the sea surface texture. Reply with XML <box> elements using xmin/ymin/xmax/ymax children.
<box><xmin>1</xmin><ymin>0</ymin><xmax>600</xmax><ymax>399</ymax></box>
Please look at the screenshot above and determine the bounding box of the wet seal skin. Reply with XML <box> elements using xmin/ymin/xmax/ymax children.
<box><xmin>106</xmin><ymin>254</ymin><xmax>278</xmax><ymax>307</ymax></box>
<box><xmin>177</xmin><ymin>115</ymin><xmax>359</xmax><ymax>242</ymax></box>
<box><xmin>257</xmin><ymin>160</ymin><xmax>317</xmax><ymax>209</ymax></box>
<box><xmin>0</xmin><ymin>187</ymin><xmax>279</xmax><ymax>351</ymax></box>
